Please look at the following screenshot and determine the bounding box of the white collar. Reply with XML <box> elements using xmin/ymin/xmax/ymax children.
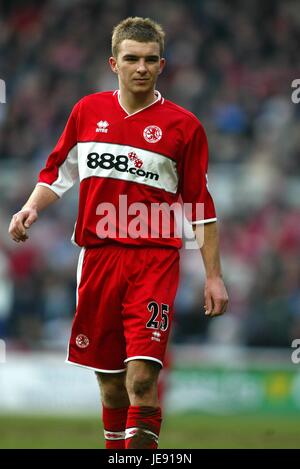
<box><xmin>115</xmin><ymin>90</ymin><xmax>163</xmax><ymax>118</ymax></box>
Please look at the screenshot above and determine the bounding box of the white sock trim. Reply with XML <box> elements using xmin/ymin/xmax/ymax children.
<box><xmin>104</xmin><ymin>430</ymin><xmax>125</xmax><ymax>440</ymax></box>
<box><xmin>125</xmin><ymin>427</ymin><xmax>158</xmax><ymax>443</ymax></box>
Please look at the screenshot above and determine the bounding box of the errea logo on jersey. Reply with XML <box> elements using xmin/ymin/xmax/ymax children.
<box><xmin>96</xmin><ymin>120</ymin><xmax>109</xmax><ymax>133</ymax></box>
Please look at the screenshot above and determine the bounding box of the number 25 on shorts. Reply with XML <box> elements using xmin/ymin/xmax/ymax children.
<box><xmin>146</xmin><ymin>301</ymin><xmax>169</xmax><ymax>331</ymax></box>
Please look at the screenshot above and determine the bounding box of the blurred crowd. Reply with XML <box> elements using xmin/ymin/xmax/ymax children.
<box><xmin>0</xmin><ymin>0</ymin><xmax>300</xmax><ymax>350</ymax></box>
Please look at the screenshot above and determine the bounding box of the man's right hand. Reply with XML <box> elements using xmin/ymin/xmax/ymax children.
<box><xmin>8</xmin><ymin>207</ymin><xmax>38</xmax><ymax>243</ymax></box>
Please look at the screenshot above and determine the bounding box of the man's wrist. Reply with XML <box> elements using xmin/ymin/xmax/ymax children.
<box><xmin>21</xmin><ymin>204</ymin><xmax>39</xmax><ymax>212</ymax></box>
<box><xmin>206</xmin><ymin>272</ymin><xmax>223</xmax><ymax>280</ymax></box>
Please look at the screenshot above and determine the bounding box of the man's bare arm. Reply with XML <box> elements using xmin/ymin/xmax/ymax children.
<box><xmin>193</xmin><ymin>221</ymin><xmax>228</xmax><ymax>317</ymax></box>
<box><xmin>8</xmin><ymin>185</ymin><xmax>59</xmax><ymax>243</ymax></box>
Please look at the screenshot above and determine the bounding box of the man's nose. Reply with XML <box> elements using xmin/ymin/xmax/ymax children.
<box><xmin>136</xmin><ymin>60</ymin><xmax>147</xmax><ymax>73</ymax></box>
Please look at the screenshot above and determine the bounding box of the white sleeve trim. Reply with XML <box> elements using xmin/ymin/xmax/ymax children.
<box><xmin>191</xmin><ymin>217</ymin><xmax>217</xmax><ymax>225</ymax></box>
<box><xmin>36</xmin><ymin>182</ymin><xmax>62</xmax><ymax>198</ymax></box>
<box><xmin>38</xmin><ymin>145</ymin><xmax>78</xmax><ymax>198</ymax></box>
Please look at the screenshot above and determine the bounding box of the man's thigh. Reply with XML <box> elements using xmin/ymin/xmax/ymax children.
<box><xmin>122</xmin><ymin>247</ymin><xmax>180</xmax><ymax>368</ymax></box>
<box><xmin>67</xmin><ymin>247</ymin><xmax>127</xmax><ymax>372</ymax></box>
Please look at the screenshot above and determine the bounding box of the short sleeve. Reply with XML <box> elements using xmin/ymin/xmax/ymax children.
<box><xmin>37</xmin><ymin>101</ymin><xmax>80</xmax><ymax>197</ymax></box>
<box><xmin>179</xmin><ymin>121</ymin><xmax>217</xmax><ymax>224</ymax></box>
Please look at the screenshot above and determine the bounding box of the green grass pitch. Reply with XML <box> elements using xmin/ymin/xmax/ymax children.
<box><xmin>0</xmin><ymin>413</ymin><xmax>299</xmax><ymax>449</ymax></box>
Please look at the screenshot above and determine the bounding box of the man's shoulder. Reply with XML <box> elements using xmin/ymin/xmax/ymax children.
<box><xmin>163</xmin><ymin>99</ymin><xmax>203</xmax><ymax>128</ymax></box>
<box><xmin>78</xmin><ymin>90</ymin><xmax>115</xmax><ymax>105</ymax></box>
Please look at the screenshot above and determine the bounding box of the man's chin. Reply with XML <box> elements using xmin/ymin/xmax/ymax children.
<box><xmin>131</xmin><ymin>84</ymin><xmax>153</xmax><ymax>94</ymax></box>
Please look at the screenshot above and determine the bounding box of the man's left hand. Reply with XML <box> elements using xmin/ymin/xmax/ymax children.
<box><xmin>204</xmin><ymin>276</ymin><xmax>228</xmax><ymax>317</ymax></box>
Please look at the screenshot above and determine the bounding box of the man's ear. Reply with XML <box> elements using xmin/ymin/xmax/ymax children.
<box><xmin>158</xmin><ymin>58</ymin><xmax>166</xmax><ymax>75</ymax></box>
<box><xmin>109</xmin><ymin>56</ymin><xmax>118</xmax><ymax>73</ymax></box>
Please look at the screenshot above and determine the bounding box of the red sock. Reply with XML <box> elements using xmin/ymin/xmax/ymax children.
<box><xmin>102</xmin><ymin>405</ymin><xmax>128</xmax><ymax>449</ymax></box>
<box><xmin>125</xmin><ymin>405</ymin><xmax>162</xmax><ymax>449</ymax></box>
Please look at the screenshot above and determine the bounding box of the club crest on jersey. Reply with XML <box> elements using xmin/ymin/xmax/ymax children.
<box><xmin>96</xmin><ymin>120</ymin><xmax>109</xmax><ymax>133</ymax></box>
<box><xmin>143</xmin><ymin>125</ymin><xmax>162</xmax><ymax>143</ymax></box>
<box><xmin>76</xmin><ymin>334</ymin><xmax>89</xmax><ymax>348</ymax></box>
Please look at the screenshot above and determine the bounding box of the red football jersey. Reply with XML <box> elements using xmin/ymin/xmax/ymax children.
<box><xmin>37</xmin><ymin>90</ymin><xmax>216</xmax><ymax>248</ymax></box>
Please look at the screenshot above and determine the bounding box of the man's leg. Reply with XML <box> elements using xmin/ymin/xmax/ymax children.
<box><xmin>125</xmin><ymin>360</ymin><xmax>162</xmax><ymax>449</ymax></box>
<box><xmin>96</xmin><ymin>371</ymin><xmax>130</xmax><ymax>449</ymax></box>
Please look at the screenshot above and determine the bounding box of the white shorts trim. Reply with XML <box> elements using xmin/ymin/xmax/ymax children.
<box><xmin>124</xmin><ymin>356</ymin><xmax>163</xmax><ymax>367</ymax></box>
<box><xmin>65</xmin><ymin>359</ymin><xmax>126</xmax><ymax>373</ymax></box>
<box><xmin>191</xmin><ymin>217</ymin><xmax>217</xmax><ymax>225</ymax></box>
<box><xmin>76</xmin><ymin>247</ymin><xmax>85</xmax><ymax>307</ymax></box>
<box><xmin>65</xmin><ymin>248</ymin><xmax>86</xmax><ymax>365</ymax></box>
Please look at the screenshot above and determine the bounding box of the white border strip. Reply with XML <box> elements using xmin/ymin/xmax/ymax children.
<box><xmin>65</xmin><ymin>247</ymin><xmax>85</xmax><ymax>364</ymax></box>
<box><xmin>104</xmin><ymin>430</ymin><xmax>125</xmax><ymax>441</ymax></box>
<box><xmin>124</xmin><ymin>356</ymin><xmax>163</xmax><ymax>367</ymax></box>
<box><xmin>77</xmin><ymin>141</ymin><xmax>178</xmax><ymax>194</ymax></box>
<box><xmin>76</xmin><ymin>247</ymin><xmax>85</xmax><ymax>307</ymax></box>
<box><xmin>36</xmin><ymin>182</ymin><xmax>62</xmax><ymax>198</ymax></box>
<box><xmin>125</xmin><ymin>427</ymin><xmax>158</xmax><ymax>442</ymax></box>
<box><xmin>65</xmin><ymin>359</ymin><xmax>126</xmax><ymax>373</ymax></box>
<box><xmin>191</xmin><ymin>217</ymin><xmax>217</xmax><ymax>225</ymax></box>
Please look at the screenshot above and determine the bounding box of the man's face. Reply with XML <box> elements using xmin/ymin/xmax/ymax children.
<box><xmin>109</xmin><ymin>40</ymin><xmax>165</xmax><ymax>94</ymax></box>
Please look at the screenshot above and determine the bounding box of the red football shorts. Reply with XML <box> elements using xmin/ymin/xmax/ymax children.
<box><xmin>66</xmin><ymin>244</ymin><xmax>180</xmax><ymax>372</ymax></box>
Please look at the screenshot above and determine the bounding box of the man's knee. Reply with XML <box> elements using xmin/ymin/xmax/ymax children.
<box><xmin>126</xmin><ymin>360</ymin><xmax>161</xmax><ymax>400</ymax></box>
<box><xmin>128</xmin><ymin>375</ymin><xmax>154</xmax><ymax>398</ymax></box>
<box><xmin>95</xmin><ymin>372</ymin><xmax>128</xmax><ymax>407</ymax></box>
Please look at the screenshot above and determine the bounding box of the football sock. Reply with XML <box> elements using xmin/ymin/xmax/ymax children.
<box><xmin>102</xmin><ymin>405</ymin><xmax>128</xmax><ymax>449</ymax></box>
<box><xmin>125</xmin><ymin>405</ymin><xmax>162</xmax><ymax>449</ymax></box>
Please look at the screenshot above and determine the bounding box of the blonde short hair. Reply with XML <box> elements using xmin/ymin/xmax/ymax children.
<box><xmin>112</xmin><ymin>17</ymin><xmax>165</xmax><ymax>58</ymax></box>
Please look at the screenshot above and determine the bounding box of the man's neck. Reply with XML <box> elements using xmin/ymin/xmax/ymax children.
<box><xmin>119</xmin><ymin>88</ymin><xmax>157</xmax><ymax>115</ymax></box>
